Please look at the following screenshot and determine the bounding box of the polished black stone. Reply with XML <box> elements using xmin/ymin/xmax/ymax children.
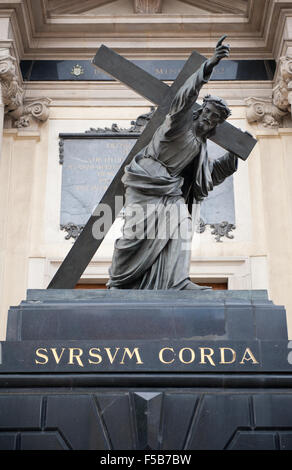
<box><xmin>2</xmin><ymin>289</ymin><xmax>289</xmax><ymax>376</ymax></box>
<box><xmin>26</xmin><ymin>288</ymin><xmax>270</xmax><ymax>302</ymax></box>
<box><xmin>11</xmin><ymin>305</ymin><xmax>226</xmax><ymax>341</ymax></box>
<box><xmin>20</xmin><ymin>59</ymin><xmax>276</xmax><ymax>81</ymax></box>
<box><xmin>0</xmin><ymin>386</ymin><xmax>292</xmax><ymax>449</ymax></box>
<box><xmin>8</xmin><ymin>289</ymin><xmax>285</xmax><ymax>343</ymax></box>
<box><xmin>1</xmin><ymin>285</ymin><xmax>292</xmax><ymax>450</ymax></box>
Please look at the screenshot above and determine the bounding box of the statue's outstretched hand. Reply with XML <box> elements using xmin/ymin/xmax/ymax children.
<box><xmin>205</xmin><ymin>35</ymin><xmax>230</xmax><ymax>75</ymax></box>
<box><xmin>213</xmin><ymin>35</ymin><xmax>230</xmax><ymax>63</ymax></box>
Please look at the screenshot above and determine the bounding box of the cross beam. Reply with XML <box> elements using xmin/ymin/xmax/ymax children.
<box><xmin>91</xmin><ymin>46</ymin><xmax>256</xmax><ymax>160</ymax></box>
<box><xmin>48</xmin><ymin>45</ymin><xmax>257</xmax><ymax>289</ymax></box>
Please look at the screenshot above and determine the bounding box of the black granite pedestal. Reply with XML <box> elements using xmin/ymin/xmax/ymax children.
<box><xmin>1</xmin><ymin>289</ymin><xmax>292</xmax><ymax>450</ymax></box>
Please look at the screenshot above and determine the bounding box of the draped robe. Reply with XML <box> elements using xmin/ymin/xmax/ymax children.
<box><xmin>107</xmin><ymin>61</ymin><xmax>238</xmax><ymax>289</ymax></box>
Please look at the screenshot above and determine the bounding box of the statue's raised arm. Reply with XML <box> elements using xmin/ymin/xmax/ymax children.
<box><xmin>169</xmin><ymin>35</ymin><xmax>230</xmax><ymax>119</ymax></box>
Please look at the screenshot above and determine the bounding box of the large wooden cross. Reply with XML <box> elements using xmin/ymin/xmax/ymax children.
<box><xmin>48</xmin><ymin>45</ymin><xmax>257</xmax><ymax>289</ymax></box>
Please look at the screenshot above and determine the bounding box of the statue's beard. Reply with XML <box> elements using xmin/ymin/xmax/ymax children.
<box><xmin>196</xmin><ymin>120</ymin><xmax>215</xmax><ymax>137</ymax></box>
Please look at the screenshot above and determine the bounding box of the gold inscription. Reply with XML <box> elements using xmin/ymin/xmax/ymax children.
<box><xmin>88</xmin><ymin>348</ymin><xmax>102</xmax><ymax>364</ymax></box>
<box><xmin>35</xmin><ymin>346</ymin><xmax>144</xmax><ymax>367</ymax></box>
<box><xmin>154</xmin><ymin>68</ymin><xmax>179</xmax><ymax>75</ymax></box>
<box><xmin>120</xmin><ymin>348</ymin><xmax>144</xmax><ymax>365</ymax></box>
<box><xmin>219</xmin><ymin>347</ymin><xmax>236</xmax><ymax>364</ymax></box>
<box><xmin>35</xmin><ymin>348</ymin><xmax>49</xmax><ymax>364</ymax></box>
<box><xmin>239</xmin><ymin>347</ymin><xmax>259</xmax><ymax>364</ymax></box>
<box><xmin>50</xmin><ymin>347</ymin><xmax>66</xmax><ymax>364</ymax></box>
<box><xmin>34</xmin><ymin>345</ymin><xmax>260</xmax><ymax>368</ymax></box>
<box><xmin>105</xmin><ymin>347</ymin><xmax>120</xmax><ymax>364</ymax></box>
<box><xmin>159</xmin><ymin>347</ymin><xmax>175</xmax><ymax>364</ymax></box>
<box><xmin>68</xmin><ymin>348</ymin><xmax>84</xmax><ymax>367</ymax></box>
<box><xmin>199</xmin><ymin>347</ymin><xmax>216</xmax><ymax>367</ymax></box>
<box><xmin>178</xmin><ymin>347</ymin><xmax>195</xmax><ymax>364</ymax></box>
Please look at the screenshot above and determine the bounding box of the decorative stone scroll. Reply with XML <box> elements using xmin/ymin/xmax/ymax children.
<box><xmin>0</xmin><ymin>50</ymin><xmax>50</xmax><ymax>128</ymax></box>
<box><xmin>245</xmin><ymin>97</ymin><xmax>287</xmax><ymax>128</ymax></box>
<box><xmin>9</xmin><ymin>98</ymin><xmax>51</xmax><ymax>128</ymax></box>
<box><xmin>245</xmin><ymin>55</ymin><xmax>292</xmax><ymax>128</ymax></box>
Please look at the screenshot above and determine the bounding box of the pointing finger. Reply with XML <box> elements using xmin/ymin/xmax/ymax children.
<box><xmin>216</xmin><ymin>35</ymin><xmax>227</xmax><ymax>48</ymax></box>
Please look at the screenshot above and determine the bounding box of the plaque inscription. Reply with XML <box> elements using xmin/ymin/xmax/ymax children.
<box><xmin>60</xmin><ymin>137</ymin><xmax>136</xmax><ymax>227</ymax></box>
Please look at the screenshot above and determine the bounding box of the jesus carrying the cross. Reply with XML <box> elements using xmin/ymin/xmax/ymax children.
<box><xmin>107</xmin><ymin>36</ymin><xmax>238</xmax><ymax>290</ymax></box>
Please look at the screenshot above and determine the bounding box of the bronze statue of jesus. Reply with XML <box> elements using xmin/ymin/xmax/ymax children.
<box><xmin>107</xmin><ymin>36</ymin><xmax>238</xmax><ymax>290</ymax></box>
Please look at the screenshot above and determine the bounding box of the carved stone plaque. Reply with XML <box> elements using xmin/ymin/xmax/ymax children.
<box><xmin>60</xmin><ymin>136</ymin><xmax>137</xmax><ymax>227</ymax></box>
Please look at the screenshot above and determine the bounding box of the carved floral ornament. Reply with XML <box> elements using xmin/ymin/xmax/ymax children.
<box><xmin>245</xmin><ymin>55</ymin><xmax>292</xmax><ymax>128</ymax></box>
<box><xmin>0</xmin><ymin>51</ymin><xmax>50</xmax><ymax>128</ymax></box>
<box><xmin>62</xmin><ymin>216</ymin><xmax>236</xmax><ymax>243</ymax></box>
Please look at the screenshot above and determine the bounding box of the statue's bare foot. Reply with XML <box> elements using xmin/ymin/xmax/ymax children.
<box><xmin>183</xmin><ymin>280</ymin><xmax>212</xmax><ymax>290</ymax></box>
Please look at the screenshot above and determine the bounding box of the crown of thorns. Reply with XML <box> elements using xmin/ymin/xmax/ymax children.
<box><xmin>202</xmin><ymin>94</ymin><xmax>232</xmax><ymax>121</ymax></box>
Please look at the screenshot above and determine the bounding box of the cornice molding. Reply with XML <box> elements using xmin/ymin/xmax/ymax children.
<box><xmin>45</xmin><ymin>0</ymin><xmax>117</xmax><ymax>16</ymax></box>
<box><xmin>180</xmin><ymin>0</ymin><xmax>248</xmax><ymax>15</ymax></box>
<box><xmin>21</xmin><ymin>80</ymin><xmax>273</xmax><ymax>107</ymax></box>
<box><xmin>0</xmin><ymin>0</ymin><xmax>289</xmax><ymax>59</ymax></box>
<box><xmin>271</xmin><ymin>11</ymin><xmax>292</xmax><ymax>60</ymax></box>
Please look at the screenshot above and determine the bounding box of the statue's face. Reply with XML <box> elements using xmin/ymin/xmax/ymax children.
<box><xmin>195</xmin><ymin>102</ymin><xmax>222</xmax><ymax>136</ymax></box>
